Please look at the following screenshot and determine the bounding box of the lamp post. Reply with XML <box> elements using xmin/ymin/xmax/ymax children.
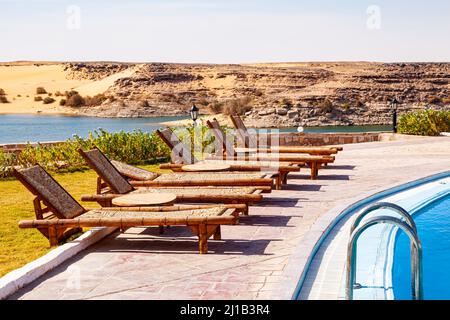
<box><xmin>390</xmin><ymin>98</ymin><xmax>398</xmax><ymax>133</ymax></box>
<box><xmin>190</xmin><ymin>104</ymin><xmax>199</xmax><ymax>126</ymax></box>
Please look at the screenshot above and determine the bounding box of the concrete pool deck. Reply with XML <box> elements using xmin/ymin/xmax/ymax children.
<box><xmin>9</xmin><ymin>136</ymin><xmax>450</xmax><ymax>300</ymax></box>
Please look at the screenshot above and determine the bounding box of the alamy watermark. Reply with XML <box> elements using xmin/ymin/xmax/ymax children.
<box><xmin>366</xmin><ymin>5</ymin><xmax>381</xmax><ymax>30</ymax></box>
<box><xmin>66</xmin><ymin>5</ymin><xmax>81</xmax><ymax>30</ymax></box>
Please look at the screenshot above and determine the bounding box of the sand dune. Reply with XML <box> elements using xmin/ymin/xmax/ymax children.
<box><xmin>74</xmin><ymin>65</ymin><xmax>137</xmax><ymax>97</ymax></box>
<box><xmin>0</xmin><ymin>63</ymin><xmax>103</xmax><ymax>114</ymax></box>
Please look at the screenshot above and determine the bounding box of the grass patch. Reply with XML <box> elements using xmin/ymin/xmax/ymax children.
<box><xmin>0</xmin><ymin>164</ymin><xmax>166</xmax><ymax>277</ymax></box>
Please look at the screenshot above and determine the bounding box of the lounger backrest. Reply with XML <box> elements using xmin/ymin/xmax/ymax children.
<box><xmin>230</xmin><ymin>114</ymin><xmax>258</xmax><ymax>148</ymax></box>
<box><xmin>156</xmin><ymin>128</ymin><xmax>198</xmax><ymax>164</ymax></box>
<box><xmin>206</xmin><ymin>119</ymin><xmax>236</xmax><ymax>157</ymax></box>
<box><xmin>13</xmin><ymin>165</ymin><xmax>85</xmax><ymax>219</ymax></box>
<box><xmin>79</xmin><ymin>148</ymin><xmax>134</xmax><ymax>194</ymax></box>
<box><xmin>111</xmin><ymin>160</ymin><xmax>158</xmax><ymax>181</ymax></box>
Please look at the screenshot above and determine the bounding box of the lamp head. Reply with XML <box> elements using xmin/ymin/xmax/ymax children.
<box><xmin>190</xmin><ymin>104</ymin><xmax>199</xmax><ymax>122</ymax></box>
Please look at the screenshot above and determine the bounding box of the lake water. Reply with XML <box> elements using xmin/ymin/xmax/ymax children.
<box><xmin>0</xmin><ymin>114</ymin><xmax>391</xmax><ymax>144</ymax></box>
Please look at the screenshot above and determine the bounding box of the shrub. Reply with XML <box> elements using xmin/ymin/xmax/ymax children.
<box><xmin>208</xmin><ymin>101</ymin><xmax>224</xmax><ymax>114</ymax></box>
<box><xmin>34</xmin><ymin>96</ymin><xmax>43</xmax><ymax>102</ymax></box>
<box><xmin>0</xmin><ymin>96</ymin><xmax>8</xmax><ymax>103</ymax></box>
<box><xmin>65</xmin><ymin>90</ymin><xmax>79</xmax><ymax>98</ymax></box>
<box><xmin>36</xmin><ymin>87</ymin><xmax>47</xmax><ymax>94</ymax></box>
<box><xmin>1</xmin><ymin>129</ymin><xmax>171</xmax><ymax>178</ymax></box>
<box><xmin>254</xmin><ymin>89</ymin><xmax>264</xmax><ymax>97</ymax></box>
<box><xmin>54</xmin><ymin>91</ymin><xmax>63</xmax><ymax>97</ymax></box>
<box><xmin>66</xmin><ymin>94</ymin><xmax>85</xmax><ymax>107</ymax></box>
<box><xmin>427</xmin><ymin>96</ymin><xmax>442</xmax><ymax>105</ymax></box>
<box><xmin>0</xmin><ymin>149</ymin><xmax>17</xmax><ymax>178</ymax></box>
<box><xmin>341</xmin><ymin>103</ymin><xmax>351</xmax><ymax>110</ymax></box>
<box><xmin>59</xmin><ymin>99</ymin><xmax>67</xmax><ymax>106</ymax></box>
<box><xmin>43</xmin><ymin>97</ymin><xmax>55</xmax><ymax>104</ymax></box>
<box><xmin>84</xmin><ymin>94</ymin><xmax>107</xmax><ymax>106</ymax></box>
<box><xmin>280</xmin><ymin>98</ymin><xmax>293</xmax><ymax>108</ymax></box>
<box><xmin>223</xmin><ymin>97</ymin><xmax>253</xmax><ymax>115</ymax></box>
<box><xmin>398</xmin><ymin>109</ymin><xmax>450</xmax><ymax>136</ymax></box>
<box><xmin>0</xmin><ymin>88</ymin><xmax>5</xmax><ymax>95</ymax></box>
<box><xmin>317</xmin><ymin>99</ymin><xmax>334</xmax><ymax>113</ymax></box>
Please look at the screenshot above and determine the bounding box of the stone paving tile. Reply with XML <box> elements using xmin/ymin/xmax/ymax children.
<box><xmin>9</xmin><ymin>137</ymin><xmax>450</xmax><ymax>300</ymax></box>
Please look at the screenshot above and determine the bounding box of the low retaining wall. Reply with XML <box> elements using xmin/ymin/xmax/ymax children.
<box><xmin>0</xmin><ymin>141</ymin><xmax>64</xmax><ymax>154</ymax></box>
<box><xmin>259</xmin><ymin>132</ymin><xmax>384</xmax><ymax>147</ymax></box>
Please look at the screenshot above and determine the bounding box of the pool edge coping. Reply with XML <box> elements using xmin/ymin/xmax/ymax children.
<box><xmin>272</xmin><ymin>169</ymin><xmax>450</xmax><ymax>300</ymax></box>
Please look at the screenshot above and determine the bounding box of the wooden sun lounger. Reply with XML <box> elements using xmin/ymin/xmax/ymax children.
<box><xmin>14</xmin><ymin>165</ymin><xmax>243</xmax><ymax>253</ymax></box>
<box><xmin>156</xmin><ymin>128</ymin><xmax>301</xmax><ymax>189</ymax></box>
<box><xmin>206</xmin><ymin>119</ymin><xmax>335</xmax><ymax>180</ymax></box>
<box><xmin>229</xmin><ymin>114</ymin><xmax>343</xmax><ymax>155</ymax></box>
<box><xmin>79</xmin><ymin>148</ymin><xmax>267</xmax><ymax>214</ymax></box>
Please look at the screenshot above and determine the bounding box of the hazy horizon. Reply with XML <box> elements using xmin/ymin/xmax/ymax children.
<box><xmin>2</xmin><ymin>0</ymin><xmax>450</xmax><ymax>63</ymax></box>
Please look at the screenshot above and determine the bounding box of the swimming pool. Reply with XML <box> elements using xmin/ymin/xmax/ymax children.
<box><xmin>393</xmin><ymin>194</ymin><xmax>450</xmax><ymax>299</ymax></box>
<box><xmin>296</xmin><ymin>173</ymin><xmax>450</xmax><ymax>300</ymax></box>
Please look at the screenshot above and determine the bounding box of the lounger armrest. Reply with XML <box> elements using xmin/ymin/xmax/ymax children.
<box><xmin>159</xmin><ymin>163</ymin><xmax>184</xmax><ymax>170</ymax></box>
<box><xmin>19</xmin><ymin>215</ymin><xmax>237</xmax><ymax>229</ymax></box>
<box><xmin>83</xmin><ymin>204</ymin><xmax>248</xmax><ymax>213</ymax></box>
<box><xmin>129</xmin><ymin>178</ymin><xmax>273</xmax><ymax>187</ymax></box>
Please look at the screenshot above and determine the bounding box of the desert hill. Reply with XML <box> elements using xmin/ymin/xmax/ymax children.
<box><xmin>1</xmin><ymin>61</ymin><xmax>449</xmax><ymax>127</ymax></box>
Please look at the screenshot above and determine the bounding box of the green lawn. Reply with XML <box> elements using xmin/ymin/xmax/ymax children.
<box><xmin>0</xmin><ymin>165</ymin><xmax>166</xmax><ymax>277</ymax></box>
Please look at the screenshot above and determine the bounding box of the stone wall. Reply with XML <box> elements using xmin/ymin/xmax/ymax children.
<box><xmin>258</xmin><ymin>132</ymin><xmax>383</xmax><ymax>147</ymax></box>
<box><xmin>0</xmin><ymin>141</ymin><xmax>64</xmax><ymax>154</ymax></box>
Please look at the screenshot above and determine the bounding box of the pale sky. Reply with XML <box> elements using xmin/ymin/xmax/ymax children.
<box><xmin>1</xmin><ymin>0</ymin><xmax>450</xmax><ymax>63</ymax></box>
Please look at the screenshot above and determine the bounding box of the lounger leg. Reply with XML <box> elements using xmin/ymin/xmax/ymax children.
<box><xmin>310</xmin><ymin>162</ymin><xmax>318</xmax><ymax>180</ymax></box>
<box><xmin>275</xmin><ymin>175</ymin><xmax>282</xmax><ymax>190</ymax></box>
<box><xmin>244</xmin><ymin>204</ymin><xmax>249</xmax><ymax>216</ymax></box>
<box><xmin>213</xmin><ymin>226</ymin><xmax>221</xmax><ymax>240</ymax></box>
<box><xmin>198</xmin><ymin>224</ymin><xmax>208</xmax><ymax>254</ymax></box>
<box><xmin>159</xmin><ymin>225</ymin><xmax>165</xmax><ymax>234</ymax></box>
<box><xmin>282</xmin><ymin>172</ymin><xmax>289</xmax><ymax>184</ymax></box>
<box><xmin>48</xmin><ymin>226</ymin><xmax>58</xmax><ymax>247</ymax></box>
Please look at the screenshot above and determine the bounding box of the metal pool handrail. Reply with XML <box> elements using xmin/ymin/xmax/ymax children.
<box><xmin>350</xmin><ymin>201</ymin><xmax>417</xmax><ymax>234</ymax></box>
<box><xmin>345</xmin><ymin>203</ymin><xmax>423</xmax><ymax>300</ymax></box>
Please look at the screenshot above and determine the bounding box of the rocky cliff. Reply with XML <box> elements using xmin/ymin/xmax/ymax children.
<box><xmin>66</xmin><ymin>62</ymin><xmax>450</xmax><ymax>127</ymax></box>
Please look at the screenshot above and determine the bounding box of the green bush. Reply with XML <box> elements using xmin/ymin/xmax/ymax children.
<box><xmin>398</xmin><ymin>109</ymin><xmax>450</xmax><ymax>136</ymax></box>
<box><xmin>0</xmin><ymin>129</ymin><xmax>171</xmax><ymax>179</ymax></box>
<box><xmin>0</xmin><ymin>150</ymin><xmax>17</xmax><ymax>178</ymax></box>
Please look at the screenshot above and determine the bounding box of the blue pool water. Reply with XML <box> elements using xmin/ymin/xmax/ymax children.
<box><xmin>393</xmin><ymin>195</ymin><xmax>450</xmax><ymax>299</ymax></box>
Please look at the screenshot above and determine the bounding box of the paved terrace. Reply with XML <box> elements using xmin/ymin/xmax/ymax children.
<box><xmin>11</xmin><ymin>137</ymin><xmax>450</xmax><ymax>300</ymax></box>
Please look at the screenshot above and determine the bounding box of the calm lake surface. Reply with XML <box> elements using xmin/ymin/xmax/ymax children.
<box><xmin>0</xmin><ymin>114</ymin><xmax>391</xmax><ymax>144</ymax></box>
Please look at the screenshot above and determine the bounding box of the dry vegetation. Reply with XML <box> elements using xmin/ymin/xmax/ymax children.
<box><xmin>0</xmin><ymin>88</ymin><xmax>8</xmax><ymax>103</ymax></box>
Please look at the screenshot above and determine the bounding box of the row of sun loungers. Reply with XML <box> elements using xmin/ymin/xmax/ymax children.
<box><xmin>14</xmin><ymin>114</ymin><xmax>343</xmax><ymax>254</ymax></box>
